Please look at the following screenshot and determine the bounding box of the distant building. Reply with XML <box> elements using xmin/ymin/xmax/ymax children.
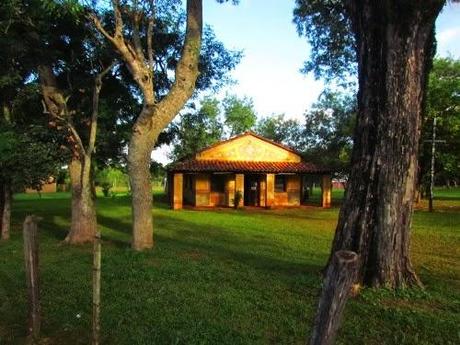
<box><xmin>167</xmin><ymin>132</ymin><xmax>332</xmax><ymax>209</ymax></box>
<box><xmin>25</xmin><ymin>177</ymin><xmax>57</xmax><ymax>194</ymax></box>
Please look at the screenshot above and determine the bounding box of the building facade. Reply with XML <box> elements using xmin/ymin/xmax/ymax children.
<box><xmin>168</xmin><ymin>132</ymin><xmax>332</xmax><ymax>209</ymax></box>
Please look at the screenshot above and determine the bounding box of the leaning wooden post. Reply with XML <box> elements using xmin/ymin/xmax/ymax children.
<box><xmin>92</xmin><ymin>231</ymin><xmax>101</xmax><ymax>345</ymax></box>
<box><xmin>308</xmin><ymin>250</ymin><xmax>358</xmax><ymax>345</ymax></box>
<box><xmin>23</xmin><ymin>215</ymin><xmax>41</xmax><ymax>341</ymax></box>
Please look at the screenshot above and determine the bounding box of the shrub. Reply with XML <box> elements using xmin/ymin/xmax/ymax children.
<box><xmin>233</xmin><ymin>190</ymin><xmax>243</xmax><ymax>209</ymax></box>
<box><xmin>101</xmin><ymin>182</ymin><xmax>112</xmax><ymax>197</ymax></box>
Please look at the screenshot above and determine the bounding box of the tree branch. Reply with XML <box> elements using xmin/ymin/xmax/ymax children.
<box><xmin>147</xmin><ymin>0</ymin><xmax>155</xmax><ymax>70</ymax></box>
<box><xmin>90</xmin><ymin>1</ymin><xmax>155</xmax><ymax>104</ymax></box>
<box><xmin>112</xmin><ymin>0</ymin><xmax>123</xmax><ymax>39</ymax></box>
<box><xmin>87</xmin><ymin>61</ymin><xmax>116</xmax><ymax>156</ymax></box>
<box><xmin>151</xmin><ymin>0</ymin><xmax>202</xmax><ymax>129</ymax></box>
<box><xmin>38</xmin><ymin>65</ymin><xmax>86</xmax><ymax>157</ymax></box>
<box><xmin>88</xmin><ymin>12</ymin><xmax>117</xmax><ymax>45</ymax></box>
<box><xmin>132</xmin><ymin>10</ymin><xmax>145</xmax><ymax>60</ymax></box>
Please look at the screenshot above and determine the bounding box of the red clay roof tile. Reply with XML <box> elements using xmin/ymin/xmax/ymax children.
<box><xmin>169</xmin><ymin>159</ymin><xmax>329</xmax><ymax>174</ymax></box>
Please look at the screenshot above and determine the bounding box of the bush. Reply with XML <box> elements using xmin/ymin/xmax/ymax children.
<box><xmin>101</xmin><ymin>182</ymin><xmax>112</xmax><ymax>197</ymax></box>
<box><xmin>233</xmin><ymin>190</ymin><xmax>243</xmax><ymax>209</ymax></box>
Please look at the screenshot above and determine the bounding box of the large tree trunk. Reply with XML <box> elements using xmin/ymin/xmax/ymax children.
<box><xmin>90</xmin><ymin>0</ymin><xmax>202</xmax><ymax>250</ymax></box>
<box><xmin>329</xmin><ymin>0</ymin><xmax>444</xmax><ymax>288</ymax></box>
<box><xmin>1</xmin><ymin>182</ymin><xmax>11</xmax><ymax>241</ymax></box>
<box><xmin>66</xmin><ymin>156</ymin><xmax>97</xmax><ymax>244</ymax></box>
<box><xmin>124</xmin><ymin>0</ymin><xmax>203</xmax><ymax>250</ymax></box>
<box><xmin>127</xmin><ymin>106</ymin><xmax>155</xmax><ymax>250</ymax></box>
<box><xmin>39</xmin><ymin>62</ymin><xmax>111</xmax><ymax>245</ymax></box>
<box><xmin>0</xmin><ymin>183</ymin><xmax>4</xmax><ymax>237</ymax></box>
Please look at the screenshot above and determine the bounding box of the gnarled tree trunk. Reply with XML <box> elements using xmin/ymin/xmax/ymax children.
<box><xmin>39</xmin><ymin>62</ymin><xmax>111</xmax><ymax>244</ymax></box>
<box><xmin>329</xmin><ymin>0</ymin><xmax>444</xmax><ymax>288</ymax></box>
<box><xmin>1</xmin><ymin>182</ymin><xmax>11</xmax><ymax>240</ymax></box>
<box><xmin>66</xmin><ymin>156</ymin><xmax>97</xmax><ymax>244</ymax></box>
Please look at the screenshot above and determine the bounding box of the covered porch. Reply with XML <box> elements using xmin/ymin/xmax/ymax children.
<box><xmin>168</xmin><ymin>160</ymin><xmax>332</xmax><ymax>210</ymax></box>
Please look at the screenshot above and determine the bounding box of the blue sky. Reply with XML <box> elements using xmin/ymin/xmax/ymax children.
<box><xmin>153</xmin><ymin>1</ymin><xmax>460</xmax><ymax>163</ymax></box>
<box><xmin>204</xmin><ymin>0</ymin><xmax>460</xmax><ymax>120</ymax></box>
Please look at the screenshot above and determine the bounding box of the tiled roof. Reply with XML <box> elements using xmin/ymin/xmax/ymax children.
<box><xmin>169</xmin><ymin>159</ymin><xmax>330</xmax><ymax>174</ymax></box>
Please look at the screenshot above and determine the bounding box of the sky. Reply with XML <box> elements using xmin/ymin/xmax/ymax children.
<box><xmin>153</xmin><ymin>1</ymin><xmax>460</xmax><ymax>164</ymax></box>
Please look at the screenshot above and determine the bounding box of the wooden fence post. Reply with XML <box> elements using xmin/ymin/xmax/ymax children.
<box><xmin>23</xmin><ymin>215</ymin><xmax>41</xmax><ymax>341</ymax></box>
<box><xmin>308</xmin><ymin>250</ymin><xmax>358</xmax><ymax>345</ymax></box>
<box><xmin>92</xmin><ymin>231</ymin><xmax>101</xmax><ymax>345</ymax></box>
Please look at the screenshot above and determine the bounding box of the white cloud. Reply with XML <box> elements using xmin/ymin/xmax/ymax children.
<box><xmin>152</xmin><ymin>144</ymin><xmax>172</xmax><ymax>165</ymax></box>
<box><xmin>436</xmin><ymin>27</ymin><xmax>460</xmax><ymax>58</ymax></box>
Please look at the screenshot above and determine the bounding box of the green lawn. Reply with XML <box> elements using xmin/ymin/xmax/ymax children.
<box><xmin>0</xmin><ymin>189</ymin><xmax>459</xmax><ymax>344</ymax></box>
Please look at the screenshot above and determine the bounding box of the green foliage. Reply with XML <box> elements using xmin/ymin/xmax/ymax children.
<box><xmin>1</xmin><ymin>189</ymin><xmax>459</xmax><ymax>344</ymax></box>
<box><xmin>40</xmin><ymin>0</ymin><xmax>83</xmax><ymax>17</ymax></box>
<box><xmin>0</xmin><ymin>83</ymin><xmax>65</xmax><ymax>191</ymax></box>
<box><xmin>1</xmin><ymin>0</ymin><xmax>241</xmax><ymax>172</ymax></box>
<box><xmin>420</xmin><ymin>57</ymin><xmax>460</xmax><ymax>185</ymax></box>
<box><xmin>303</xmin><ymin>90</ymin><xmax>356</xmax><ymax>178</ymax></box>
<box><xmin>197</xmin><ymin>26</ymin><xmax>243</xmax><ymax>92</ymax></box>
<box><xmin>95</xmin><ymin>167</ymin><xmax>129</xmax><ymax>196</ymax></box>
<box><xmin>150</xmin><ymin>161</ymin><xmax>166</xmax><ymax>180</ymax></box>
<box><xmin>91</xmin><ymin>1</ymin><xmax>241</xmax><ymax>101</ymax></box>
<box><xmin>171</xmin><ymin>94</ymin><xmax>262</xmax><ymax>161</ymax></box>
<box><xmin>223</xmin><ymin>94</ymin><xmax>257</xmax><ymax>136</ymax></box>
<box><xmin>0</xmin><ymin>126</ymin><xmax>62</xmax><ymax>191</ymax></box>
<box><xmin>171</xmin><ymin>97</ymin><xmax>223</xmax><ymax>160</ymax></box>
<box><xmin>232</xmin><ymin>190</ymin><xmax>243</xmax><ymax>208</ymax></box>
<box><xmin>293</xmin><ymin>0</ymin><xmax>356</xmax><ymax>84</ymax></box>
<box><xmin>255</xmin><ymin>114</ymin><xmax>304</xmax><ymax>151</ymax></box>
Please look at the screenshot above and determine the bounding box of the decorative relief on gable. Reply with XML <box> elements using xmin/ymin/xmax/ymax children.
<box><xmin>196</xmin><ymin>135</ymin><xmax>301</xmax><ymax>162</ymax></box>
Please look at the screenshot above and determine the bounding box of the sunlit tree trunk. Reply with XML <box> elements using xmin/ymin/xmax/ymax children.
<box><xmin>127</xmin><ymin>106</ymin><xmax>156</xmax><ymax>249</ymax></box>
<box><xmin>91</xmin><ymin>0</ymin><xmax>203</xmax><ymax>250</ymax></box>
<box><xmin>329</xmin><ymin>0</ymin><xmax>444</xmax><ymax>288</ymax></box>
<box><xmin>0</xmin><ymin>183</ymin><xmax>4</xmax><ymax>238</ymax></box>
<box><xmin>39</xmin><ymin>63</ymin><xmax>111</xmax><ymax>244</ymax></box>
<box><xmin>66</xmin><ymin>156</ymin><xmax>97</xmax><ymax>243</ymax></box>
<box><xmin>0</xmin><ymin>182</ymin><xmax>11</xmax><ymax>240</ymax></box>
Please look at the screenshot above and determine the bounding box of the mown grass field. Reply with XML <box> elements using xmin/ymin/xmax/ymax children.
<box><xmin>0</xmin><ymin>188</ymin><xmax>459</xmax><ymax>344</ymax></box>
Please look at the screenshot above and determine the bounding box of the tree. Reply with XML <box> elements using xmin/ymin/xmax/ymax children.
<box><xmin>295</xmin><ymin>0</ymin><xmax>446</xmax><ymax>288</ymax></box>
<box><xmin>19</xmin><ymin>3</ymin><xmax>119</xmax><ymax>244</ymax></box>
<box><xmin>223</xmin><ymin>94</ymin><xmax>257</xmax><ymax>136</ymax></box>
<box><xmin>0</xmin><ymin>87</ymin><xmax>63</xmax><ymax>240</ymax></box>
<box><xmin>95</xmin><ymin>166</ymin><xmax>130</xmax><ymax>196</ymax></box>
<box><xmin>0</xmin><ymin>1</ymin><xmax>106</xmax><ymax>243</ymax></box>
<box><xmin>420</xmin><ymin>57</ymin><xmax>460</xmax><ymax>189</ymax></box>
<box><xmin>0</xmin><ymin>1</ymin><xmax>67</xmax><ymax>240</ymax></box>
<box><xmin>293</xmin><ymin>0</ymin><xmax>356</xmax><ymax>84</ymax></box>
<box><xmin>171</xmin><ymin>97</ymin><xmax>223</xmax><ymax>160</ymax></box>
<box><xmin>90</xmin><ymin>0</ymin><xmax>240</xmax><ymax>250</ymax></box>
<box><xmin>303</xmin><ymin>90</ymin><xmax>356</xmax><ymax>179</ymax></box>
<box><xmin>255</xmin><ymin>114</ymin><xmax>304</xmax><ymax>151</ymax></box>
<box><xmin>2</xmin><ymin>1</ymin><xmax>237</xmax><ymax>246</ymax></box>
<box><xmin>39</xmin><ymin>62</ymin><xmax>114</xmax><ymax>243</ymax></box>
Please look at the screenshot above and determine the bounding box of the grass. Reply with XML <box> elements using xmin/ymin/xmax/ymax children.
<box><xmin>0</xmin><ymin>188</ymin><xmax>459</xmax><ymax>344</ymax></box>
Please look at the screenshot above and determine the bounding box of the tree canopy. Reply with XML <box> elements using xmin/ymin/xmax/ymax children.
<box><xmin>255</xmin><ymin>114</ymin><xmax>304</xmax><ymax>151</ymax></box>
<box><xmin>171</xmin><ymin>97</ymin><xmax>223</xmax><ymax>160</ymax></box>
<box><xmin>293</xmin><ymin>0</ymin><xmax>356</xmax><ymax>83</ymax></box>
<box><xmin>223</xmin><ymin>94</ymin><xmax>257</xmax><ymax>136</ymax></box>
<box><xmin>421</xmin><ymin>57</ymin><xmax>460</xmax><ymax>186</ymax></box>
<box><xmin>303</xmin><ymin>90</ymin><xmax>356</xmax><ymax>178</ymax></box>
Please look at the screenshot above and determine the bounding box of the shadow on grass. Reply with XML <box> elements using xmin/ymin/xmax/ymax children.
<box><xmin>432</xmin><ymin>196</ymin><xmax>460</xmax><ymax>201</ymax></box>
<box><xmin>97</xmin><ymin>211</ymin><xmax>325</xmax><ymax>279</ymax></box>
